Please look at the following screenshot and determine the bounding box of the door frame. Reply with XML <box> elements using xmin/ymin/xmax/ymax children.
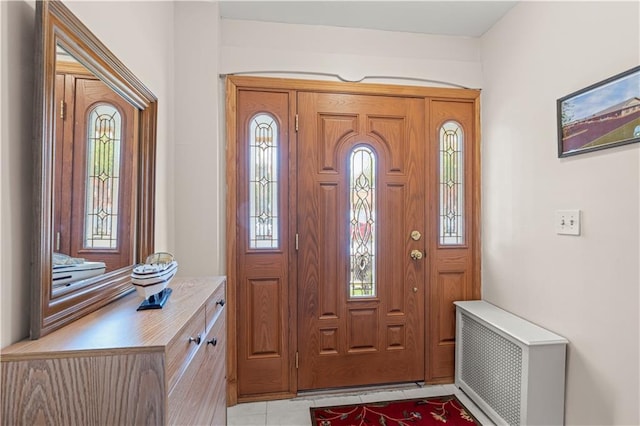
<box><xmin>225</xmin><ymin>76</ymin><xmax>482</xmax><ymax>405</ymax></box>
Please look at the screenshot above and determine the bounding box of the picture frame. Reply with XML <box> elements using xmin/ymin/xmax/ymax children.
<box><xmin>557</xmin><ymin>65</ymin><xmax>640</xmax><ymax>157</ymax></box>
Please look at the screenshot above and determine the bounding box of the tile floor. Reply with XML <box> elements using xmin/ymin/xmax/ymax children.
<box><xmin>227</xmin><ymin>383</ymin><xmax>493</xmax><ymax>425</ymax></box>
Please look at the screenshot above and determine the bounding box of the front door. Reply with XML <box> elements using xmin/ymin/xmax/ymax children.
<box><xmin>297</xmin><ymin>92</ymin><xmax>426</xmax><ymax>390</ymax></box>
<box><xmin>228</xmin><ymin>77</ymin><xmax>480</xmax><ymax>403</ymax></box>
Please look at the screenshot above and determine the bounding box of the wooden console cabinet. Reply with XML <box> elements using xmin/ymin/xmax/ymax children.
<box><xmin>1</xmin><ymin>276</ymin><xmax>226</xmax><ymax>425</ymax></box>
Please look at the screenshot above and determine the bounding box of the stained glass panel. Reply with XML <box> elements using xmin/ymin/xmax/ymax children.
<box><xmin>439</xmin><ymin>121</ymin><xmax>465</xmax><ymax>245</ymax></box>
<box><xmin>84</xmin><ymin>104</ymin><xmax>121</xmax><ymax>249</ymax></box>
<box><xmin>349</xmin><ymin>146</ymin><xmax>376</xmax><ymax>298</ymax></box>
<box><xmin>249</xmin><ymin>114</ymin><xmax>279</xmax><ymax>249</ymax></box>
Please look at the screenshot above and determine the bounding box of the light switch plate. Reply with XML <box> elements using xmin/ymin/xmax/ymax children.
<box><xmin>555</xmin><ymin>210</ymin><xmax>581</xmax><ymax>236</ymax></box>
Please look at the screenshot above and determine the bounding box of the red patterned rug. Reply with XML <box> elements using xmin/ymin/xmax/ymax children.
<box><xmin>310</xmin><ymin>395</ymin><xmax>479</xmax><ymax>425</ymax></box>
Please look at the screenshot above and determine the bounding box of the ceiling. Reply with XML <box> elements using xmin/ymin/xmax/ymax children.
<box><xmin>218</xmin><ymin>1</ymin><xmax>518</xmax><ymax>38</ymax></box>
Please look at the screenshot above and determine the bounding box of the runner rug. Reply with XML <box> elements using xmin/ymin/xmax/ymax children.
<box><xmin>310</xmin><ymin>395</ymin><xmax>480</xmax><ymax>425</ymax></box>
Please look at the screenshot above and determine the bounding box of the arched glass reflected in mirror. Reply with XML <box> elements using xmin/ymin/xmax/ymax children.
<box><xmin>32</xmin><ymin>0</ymin><xmax>157</xmax><ymax>338</ymax></box>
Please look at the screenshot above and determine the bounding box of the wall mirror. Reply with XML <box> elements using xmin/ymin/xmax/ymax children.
<box><xmin>31</xmin><ymin>0</ymin><xmax>157</xmax><ymax>338</ymax></box>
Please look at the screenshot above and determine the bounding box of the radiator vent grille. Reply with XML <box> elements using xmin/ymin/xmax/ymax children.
<box><xmin>460</xmin><ymin>313</ymin><xmax>522</xmax><ymax>425</ymax></box>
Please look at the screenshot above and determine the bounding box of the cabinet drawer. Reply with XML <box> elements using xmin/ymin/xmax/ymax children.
<box><xmin>169</xmin><ymin>312</ymin><xmax>226</xmax><ymax>425</ymax></box>
<box><xmin>205</xmin><ymin>280</ymin><xmax>226</xmax><ymax>330</ymax></box>
<box><xmin>210</xmin><ymin>317</ymin><xmax>227</xmax><ymax>426</ymax></box>
<box><xmin>166</xmin><ymin>305</ymin><xmax>206</xmax><ymax>392</ymax></box>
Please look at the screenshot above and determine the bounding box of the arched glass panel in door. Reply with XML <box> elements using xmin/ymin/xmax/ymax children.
<box><xmin>439</xmin><ymin>121</ymin><xmax>465</xmax><ymax>245</ymax></box>
<box><xmin>249</xmin><ymin>113</ymin><xmax>279</xmax><ymax>249</ymax></box>
<box><xmin>349</xmin><ymin>146</ymin><xmax>376</xmax><ymax>298</ymax></box>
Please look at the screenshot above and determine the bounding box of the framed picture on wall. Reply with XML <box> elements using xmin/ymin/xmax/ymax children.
<box><xmin>557</xmin><ymin>65</ymin><xmax>640</xmax><ymax>157</ymax></box>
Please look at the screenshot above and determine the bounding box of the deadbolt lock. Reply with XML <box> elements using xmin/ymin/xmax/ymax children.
<box><xmin>410</xmin><ymin>230</ymin><xmax>422</xmax><ymax>241</ymax></box>
<box><xmin>410</xmin><ymin>249</ymin><xmax>423</xmax><ymax>260</ymax></box>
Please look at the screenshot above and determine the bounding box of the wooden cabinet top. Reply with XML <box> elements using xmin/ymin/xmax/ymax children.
<box><xmin>1</xmin><ymin>276</ymin><xmax>226</xmax><ymax>360</ymax></box>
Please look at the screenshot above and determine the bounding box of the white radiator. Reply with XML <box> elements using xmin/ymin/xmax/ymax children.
<box><xmin>454</xmin><ymin>301</ymin><xmax>568</xmax><ymax>425</ymax></box>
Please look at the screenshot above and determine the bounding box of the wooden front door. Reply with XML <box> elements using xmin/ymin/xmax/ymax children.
<box><xmin>227</xmin><ymin>76</ymin><xmax>480</xmax><ymax>403</ymax></box>
<box><xmin>297</xmin><ymin>92</ymin><xmax>426</xmax><ymax>390</ymax></box>
<box><xmin>235</xmin><ymin>89</ymin><xmax>294</xmax><ymax>398</ymax></box>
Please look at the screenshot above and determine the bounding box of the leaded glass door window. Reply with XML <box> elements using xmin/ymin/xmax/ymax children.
<box><xmin>349</xmin><ymin>146</ymin><xmax>376</xmax><ymax>298</ymax></box>
<box><xmin>439</xmin><ymin>121</ymin><xmax>464</xmax><ymax>245</ymax></box>
<box><xmin>249</xmin><ymin>113</ymin><xmax>279</xmax><ymax>249</ymax></box>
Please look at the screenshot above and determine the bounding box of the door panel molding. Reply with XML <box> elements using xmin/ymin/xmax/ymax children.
<box><xmin>246</xmin><ymin>277</ymin><xmax>282</xmax><ymax>357</ymax></box>
<box><xmin>319</xmin><ymin>114</ymin><xmax>358</xmax><ymax>171</ymax></box>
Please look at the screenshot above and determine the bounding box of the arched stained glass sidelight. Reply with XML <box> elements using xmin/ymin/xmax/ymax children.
<box><xmin>349</xmin><ymin>146</ymin><xmax>376</xmax><ymax>298</ymax></box>
<box><xmin>84</xmin><ymin>104</ymin><xmax>122</xmax><ymax>249</ymax></box>
<box><xmin>439</xmin><ymin>121</ymin><xmax>465</xmax><ymax>245</ymax></box>
<box><xmin>249</xmin><ymin>114</ymin><xmax>279</xmax><ymax>249</ymax></box>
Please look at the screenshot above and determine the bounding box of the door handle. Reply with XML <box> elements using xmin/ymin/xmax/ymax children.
<box><xmin>410</xmin><ymin>250</ymin><xmax>423</xmax><ymax>260</ymax></box>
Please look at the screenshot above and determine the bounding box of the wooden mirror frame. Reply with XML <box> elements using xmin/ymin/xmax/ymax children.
<box><xmin>31</xmin><ymin>0</ymin><xmax>157</xmax><ymax>338</ymax></box>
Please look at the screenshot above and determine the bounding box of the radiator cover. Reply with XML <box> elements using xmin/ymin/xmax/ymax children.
<box><xmin>454</xmin><ymin>301</ymin><xmax>568</xmax><ymax>426</ymax></box>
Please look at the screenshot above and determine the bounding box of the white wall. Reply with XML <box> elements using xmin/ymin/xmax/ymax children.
<box><xmin>481</xmin><ymin>2</ymin><xmax>639</xmax><ymax>425</ymax></box>
<box><xmin>173</xmin><ymin>2</ymin><xmax>224</xmax><ymax>276</ymax></box>
<box><xmin>0</xmin><ymin>1</ymin><xmax>175</xmax><ymax>347</ymax></box>
<box><xmin>0</xmin><ymin>0</ymin><xmax>35</xmax><ymax>347</ymax></box>
<box><xmin>220</xmin><ymin>19</ymin><xmax>482</xmax><ymax>88</ymax></box>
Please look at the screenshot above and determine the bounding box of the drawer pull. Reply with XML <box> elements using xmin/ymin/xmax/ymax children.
<box><xmin>189</xmin><ymin>335</ymin><xmax>202</xmax><ymax>345</ymax></box>
<box><xmin>216</xmin><ymin>299</ymin><xmax>225</xmax><ymax>307</ymax></box>
<box><xmin>207</xmin><ymin>338</ymin><xmax>218</xmax><ymax>346</ymax></box>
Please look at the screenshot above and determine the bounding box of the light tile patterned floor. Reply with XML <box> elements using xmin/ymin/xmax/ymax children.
<box><xmin>227</xmin><ymin>383</ymin><xmax>493</xmax><ymax>425</ymax></box>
